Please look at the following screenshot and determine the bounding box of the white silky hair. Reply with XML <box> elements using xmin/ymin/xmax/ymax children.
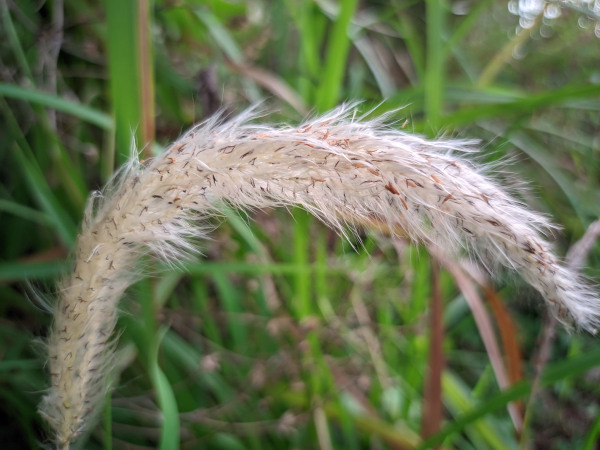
<box><xmin>40</xmin><ymin>104</ymin><xmax>599</xmax><ymax>448</ymax></box>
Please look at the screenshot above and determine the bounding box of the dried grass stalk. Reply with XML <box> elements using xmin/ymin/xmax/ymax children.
<box><xmin>39</xmin><ymin>105</ymin><xmax>599</xmax><ymax>448</ymax></box>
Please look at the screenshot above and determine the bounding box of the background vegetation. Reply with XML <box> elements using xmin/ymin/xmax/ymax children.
<box><xmin>1</xmin><ymin>0</ymin><xmax>599</xmax><ymax>448</ymax></box>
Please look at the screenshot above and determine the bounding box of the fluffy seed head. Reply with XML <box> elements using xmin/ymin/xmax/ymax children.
<box><xmin>40</xmin><ymin>105</ymin><xmax>599</xmax><ymax>448</ymax></box>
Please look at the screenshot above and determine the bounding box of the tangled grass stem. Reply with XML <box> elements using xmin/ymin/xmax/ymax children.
<box><xmin>39</xmin><ymin>105</ymin><xmax>599</xmax><ymax>448</ymax></box>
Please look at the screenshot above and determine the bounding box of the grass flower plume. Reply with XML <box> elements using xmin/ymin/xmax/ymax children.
<box><xmin>40</xmin><ymin>105</ymin><xmax>599</xmax><ymax>448</ymax></box>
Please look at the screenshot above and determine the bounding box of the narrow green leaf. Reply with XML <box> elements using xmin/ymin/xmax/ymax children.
<box><xmin>483</xmin><ymin>124</ymin><xmax>593</xmax><ymax>221</ymax></box>
<box><xmin>155</xmin><ymin>272</ymin><xmax>184</xmax><ymax>308</ymax></box>
<box><xmin>0</xmin><ymin>261</ymin><xmax>68</xmax><ymax>281</ymax></box>
<box><xmin>162</xmin><ymin>331</ymin><xmax>234</xmax><ymax>402</ymax></box>
<box><xmin>443</xmin><ymin>84</ymin><xmax>600</xmax><ymax>127</ymax></box>
<box><xmin>212</xmin><ymin>272</ymin><xmax>247</xmax><ymax>352</ymax></box>
<box><xmin>394</xmin><ymin>8</ymin><xmax>425</xmax><ymax>83</ymax></box>
<box><xmin>10</xmin><ymin>144</ymin><xmax>76</xmax><ymax>247</ymax></box>
<box><xmin>290</xmin><ymin>0</ymin><xmax>322</xmax><ymax>80</ymax></box>
<box><xmin>0</xmin><ymin>1</ymin><xmax>33</xmax><ymax>81</ymax></box>
<box><xmin>194</xmin><ymin>7</ymin><xmax>261</xmax><ymax>102</ymax></box>
<box><xmin>195</xmin><ymin>8</ymin><xmax>244</xmax><ymax>62</ymax></box>
<box><xmin>0</xmin><ymin>83</ymin><xmax>113</xmax><ymax>129</ymax></box>
<box><xmin>2</xmin><ymin>98</ymin><xmax>77</xmax><ymax>246</ymax></box>
<box><xmin>424</xmin><ymin>0</ymin><xmax>445</xmax><ymax>131</ymax></box>
<box><xmin>442</xmin><ymin>371</ymin><xmax>517</xmax><ymax>450</ymax></box>
<box><xmin>315</xmin><ymin>0</ymin><xmax>359</xmax><ymax>112</ymax></box>
<box><xmin>419</xmin><ymin>346</ymin><xmax>600</xmax><ymax>449</ymax></box>
<box><xmin>151</xmin><ymin>328</ymin><xmax>180</xmax><ymax>450</ymax></box>
<box><xmin>0</xmin><ymin>359</ymin><xmax>40</xmax><ymax>372</ymax></box>
<box><xmin>0</xmin><ymin>199</ymin><xmax>54</xmax><ymax>225</ymax></box>
<box><xmin>293</xmin><ymin>208</ymin><xmax>311</xmax><ymax>319</ymax></box>
<box><xmin>583</xmin><ymin>413</ymin><xmax>600</xmax><ymax>450</ymax></box>
<box><xmin>106</xmin><ymin>0</ymin><xmax>142</xmax><ymax>165</ymax></box>
<box><xmin>223</xmin><ymin>208</ymin><xmax>267</xmax><ymax>257</ymax></box>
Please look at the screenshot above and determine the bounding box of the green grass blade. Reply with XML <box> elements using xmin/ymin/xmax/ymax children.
<box><xmin>10</xmin><ymin>145</ymin><xmax>76</xmax><ymax>247</ymax></box>
<box><xmin>0</xmin><ymin>83</ymin><xmax>113</xmax><ymax>129</ymax></box>
<box><xmin>482</xmin><ymin>123</ymin><xmax>594</xmax><ymax>221</ymax></box>
<box><xmin>525</xmin><ymin>120</ymin><xmax>595</xmax><ymax>151</ymax></box>
<box><xmin>155</xmin><ymin>272</ymin><xmax>184</xmax><ymax>308</ymax></box>
<box><xmin>285</xmin><ymin>390</ymin><xmax>422</xmax><ymax>448</ymax></box>
<box><xmin>583</xmin><ymin>413</ymin><xmax>600</xmax><ymax>450</ymax></box>
<box><xmin>443</xmin><ymin>84</ymin><xmax>600</xmax><ymax>127</ymax></box>
<box><xmin>315</xmin><ymin>0</ymin><xmax>359</xmax><ymax>111</ymax></box>
<box><xmin>0</xmin><ymin>199</ymin><xmax>54</xmax><ymax>225</ymax></box>
<box><xmin>0</xmin><ymin>260</ymin><xmax>68</xmax><ymax>281</ymax></box>
<box><xmin>212</xmin><ymin>271</ymin><xmax>247</xmax><ymax>352</ymax></box>
<box><xmin>190</xmin><ymin>278</ymin><xmax>224</xmax><ymax>346</ymax></box>
<box><xmin>419</xmin><ymin>346</ymin><xmax>600</xmax><ymax>449</ymax></box>
<box><xmin>162</xmin><ymin>330</ymin><xmax>234</xmax><ymax>402</ymax></box>
<box><xmin>106</xmin><ymin>0</ymin><xmax>142</xmax><ymax>166</ymax></box>
<box><xmin>442</xmin><ymin>371</ymin><xmax>517</xmax><ymax>449</ymax></box>
<box><xmin>151</xmin><ymin>328</ymin><xmax>180</xmax><ymax>450</ymax></box>
<box><xmin>290</xmin><ymin>0</ymin><xmax>322</xmax><ymax>79</ymax></box>
<box><xmin>391</xmin><ymin>5</ymin><xmax>425</xmax><ymax>83</ymax></box>
<box><xmin>195</xmin><ymin>7</ymin><xmax>244</xmax><ymax>63</ymax></box>
<box><xmin>293</xmin><ymin>209</ymin><xmax>311</xmax><ymax>319</ymax></box>
<box><xmin>424</xmin><ymin>0</ymin><xmax>445</xmax><ymax>131</ymax></box>
<box><xmin>0</xmin><ymin>1</ymin><xmax>33</xmax><ymax>81</ymax></box>
<box><xmin>0</xmin><ymin>359</ymin><xmax>40</xmax><ymax>372</ymax></box>
<box><xmin>194</xmin><ymin>7</ymin><xmax>261</xmax><ymax>102</ymax></box>
<box><xmin>2</xmin><ymin>99</ymin><xmax>77</xmax><ymax>247</ymax></box>
<box><xmin>223</xmin><ymin>207</ymin><xmax>267</xmax><ymax>257</ymax></box>
<box><xmin>53</xmin><ymin>140</ymin><xmax>88</xmax><ymax>211</ymax></box>
<box><xmin>354</xmin><ymin>35</ymin><xmax>395</xmax><ymax>97</ymax></box>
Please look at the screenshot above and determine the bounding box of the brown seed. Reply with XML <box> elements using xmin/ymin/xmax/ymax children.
<box><xmin>399</xmin><ymin>196</ymin><xmax>409</xmax><ymax>210</ymax></box>
<box><xmin>441</xmin><ymin>193</ymin><xmax>453</xmax><ymax>204</ymax></box>
<box><xmin>384</xmin><ymin>182</ymin><xmax>400</xmax><ymax>195</ymax></box>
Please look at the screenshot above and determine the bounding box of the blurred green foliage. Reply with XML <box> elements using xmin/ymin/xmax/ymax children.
<box><xmin>1</xmin><ymin>0</ymin><xmax>599</xmax><ymax>448</ymax></box>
